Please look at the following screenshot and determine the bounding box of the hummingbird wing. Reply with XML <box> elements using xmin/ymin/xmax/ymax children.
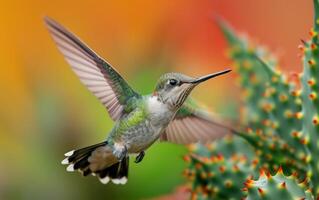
<box><xmin>44</xmin><ymin>17</ymin><xmax>140</xmax><ymax>121</ymax></box>
<box><xmin>160</xmin><ymin>99</ymin><xmax>234</xmax><ymax>144</ymax></box>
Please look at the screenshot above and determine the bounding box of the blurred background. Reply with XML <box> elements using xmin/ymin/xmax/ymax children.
<box><xmin>0</xmin><ymin>0</ymin><xmax>313</xmax><ymax>199</ymax></box>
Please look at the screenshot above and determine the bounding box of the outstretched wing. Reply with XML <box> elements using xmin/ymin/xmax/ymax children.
<box><xmin>44</xmin><ymin>17</ymin><xmax>140</xmax><ymax>121</ymax></box>
<box><xmin>160</xmin><ymin>98</ymin><xmax>234</xmax><ymax>144</ymax></box>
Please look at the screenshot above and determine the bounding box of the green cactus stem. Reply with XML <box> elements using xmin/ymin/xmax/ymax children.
<box><xmin>184</xmin><ymin>137</ymin><xmax>257</xmax><ymax>200</ymax></box>
<box><xmin>299</xmin><ymin>0</ymin><xmax>319</xmax><ymax>195</ymax></box>
<box><xmin>243</xmin><ymin>167</ymin><xmax>314</xmax><ymax>200</ymax></box>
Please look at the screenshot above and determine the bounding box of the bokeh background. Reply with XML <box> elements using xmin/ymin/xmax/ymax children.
<box><xmin>0</xmin><ymin>0</ymin><xmax>313</xmax><ymax>199</ymax></box>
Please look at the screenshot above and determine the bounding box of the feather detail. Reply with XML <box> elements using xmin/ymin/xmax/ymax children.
<box><xmin>44</xmin><ymin>16</ymin><xmax>140</xmax><ymax>121</ymax></box>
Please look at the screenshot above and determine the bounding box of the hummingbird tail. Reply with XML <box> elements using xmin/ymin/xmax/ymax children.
<box><xmin>61</xmin><ymin>141</ymin><xmax>129</xmax><ymax>185</ymax></box>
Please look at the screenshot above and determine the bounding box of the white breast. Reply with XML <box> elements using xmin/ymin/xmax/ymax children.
<box><xmin>147</xmin><ymin>96</ymin><xmax>174</xmax><ymax>128</ymax></box>
<box><xmin>148</xmin><ymin>96</ymin><xmax>167</xmax><ymax>113</ymax></box>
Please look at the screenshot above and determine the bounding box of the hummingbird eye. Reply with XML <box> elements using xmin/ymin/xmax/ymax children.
<box><xmin>169</xmin><ymin>79</ymin><xmax>178</xmax><ymax>86</ymax></box>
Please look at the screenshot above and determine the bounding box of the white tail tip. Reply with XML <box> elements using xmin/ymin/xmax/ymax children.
<box><xmin>99</xmin><ymin>176</ymin><xmax>110</xmax><ymax>184</ymax></box>
<box><xmin>66</xmin><ymin>164</ymin><xmax>75</xmax><ymax>172</ymax></box>
<box><xmin>64</xmin><ymin>150</ymin><xmax>74</xmax><ymax>156</ymax></box>
<box><xmin>61</xmin><ymin>158</ymin><xmax>69</xmax><ymax>165</ymax></box>
<box><xmin>111</xmin><ymin>177</ymin><xmax>127</xmax><ymax>185</ymax></box>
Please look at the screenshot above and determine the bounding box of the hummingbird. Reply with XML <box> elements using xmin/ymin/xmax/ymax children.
<box><xmin>44</xmin><ymin>17</ymin><xmax>232</xmax><ymax>185</ymax></box>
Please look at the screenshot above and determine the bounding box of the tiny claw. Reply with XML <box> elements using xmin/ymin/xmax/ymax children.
<box><xmin>135</xmin><ymin>151</ymin><xmax>145</xmax><ymax>163</ymax></box>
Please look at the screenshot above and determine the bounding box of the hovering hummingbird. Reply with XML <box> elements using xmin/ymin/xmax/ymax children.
<box><xmin>44</xmin><ymin>17</ymin><xmax>232</xmax><ymax>185</ymax></box>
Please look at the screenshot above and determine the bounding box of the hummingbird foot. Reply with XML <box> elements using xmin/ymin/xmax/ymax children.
<box><xmin>134</xmin><ymin>151</ymin><xmax>145</xmax><ymax>163</ymax></box>
<box><xmin>113</xmin><ymin>143</ymin><xmax>127</xmax><ymax>161</ymax></box>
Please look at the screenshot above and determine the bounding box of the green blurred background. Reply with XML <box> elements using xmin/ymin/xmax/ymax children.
<box><xmin>0</xmin><ymin>0</ymin><xmax>313</xmax><ymax>199</ymax></box>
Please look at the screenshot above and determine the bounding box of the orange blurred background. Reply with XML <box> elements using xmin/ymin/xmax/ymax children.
<box><xmin>0</xmin><ymin>0</ymin><xmax>314</xmax><ymax>199</ymax></box>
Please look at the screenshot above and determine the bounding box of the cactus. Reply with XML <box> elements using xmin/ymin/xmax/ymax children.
<box><xmin>243</xmin><ymin>168</ymin><xmax>314</xmax><ymax>200</ymax></box>
<box><xmin>219</xmin><ymin>17</ymin><xmax>309</xmax><ymax>181</ymax></box>
<box><xmin>298</xmin><ymin>0</ymin><xmax>319</xmax><ymax>195</ymax></box>
<box><xmin>238</xmin><ymin>129</ymin><xmax>308</xmax><ymax>178</ymax></box>
<box><xmin>184</xmin><ymin>0</ymin><xmax>319</xmax><ymax>199</ymax></box>
<box><xmin>184</xmin><ymin>136</ymin><xmax>258</xmax><ymax>200</ymax></box>
<box><xmin>219</xmin><ymin>18</ymin><xmax>302</xmax><ymax>139</ymax></box>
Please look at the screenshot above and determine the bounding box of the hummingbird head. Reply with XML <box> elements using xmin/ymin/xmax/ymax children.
<box><xmin>153</xmin><ymin>69</ymin><xmax>231</xmax><ymax>110</ymax></box>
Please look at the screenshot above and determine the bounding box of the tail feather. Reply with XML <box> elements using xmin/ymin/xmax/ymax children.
<box><xmin>65</xmin><ymin>142</ymin><xmax>107</xmax><ymax>163</ymax></box>
<box><xmin>97</xmin><ymin>156</ymin><xmax>129</xmax><ymax>184</ymax></box>
<box><xmin>61</xmin><ymin>141</ymin><xmax>129</xmax><ymax>185</ymax></box>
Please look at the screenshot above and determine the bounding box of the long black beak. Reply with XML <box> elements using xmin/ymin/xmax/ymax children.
<box><xmin>189</xmin><ymin>69</ymin><xmax>232</xmax><ymax>84</ymax></box>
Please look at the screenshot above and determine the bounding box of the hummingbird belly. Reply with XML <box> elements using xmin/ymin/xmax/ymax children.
<box><xmin>121</xmin><ymin>96</ymin><xmax>174</xmax><ymax>153</ymax></box>
<box><xmin>108</xmin><ymin>95</ymin><xmax>174</xmax><ymax>154</ymax></box>
<box><xmin>122</xmin><ymin>118</ymin><xmax>171</xmax><ymax>153</ymax></box>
